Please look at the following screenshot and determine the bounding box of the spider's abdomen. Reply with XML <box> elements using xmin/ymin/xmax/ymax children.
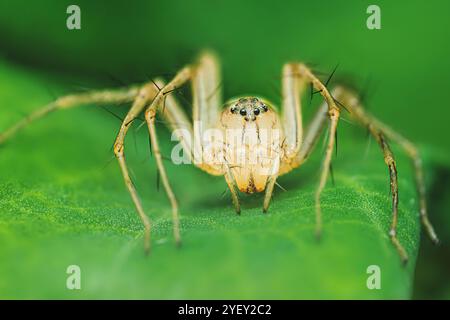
<box><xmin>217</xmin><ymin>97</ymin><xmax>284</xmax><ymax>193</ymax></box>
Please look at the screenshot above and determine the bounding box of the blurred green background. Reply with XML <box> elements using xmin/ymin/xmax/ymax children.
<box><xmin>0</xmin><ymin>0</ymin><xmax>449</xmax><ymax>299</ymax></box>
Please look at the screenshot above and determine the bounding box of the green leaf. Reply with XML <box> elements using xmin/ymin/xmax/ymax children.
<box><xmin>0</xmin><ymin>58</ymin><xmax>431</xmax><ymax>299</ymax></box>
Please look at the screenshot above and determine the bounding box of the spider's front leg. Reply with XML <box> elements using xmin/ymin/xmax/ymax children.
<box><xmin>298</xmin><ymin>65</ymin><xmax>342</xmax><ymax>240</ymax></box>
<box><xmin>113</xmin><ymin>82</ymin><xmax>161</xmax><ymax>254</ymax></box>
<box><xmin>114</xmin><ymin>65</ymin><xmax>196</xmax><ymax>252</ymax></box>
<box><xmin>143</xmin><ymin>67</ymin><xmax>192</xmax><ymax>247</ymax></box>
<box><xmin>262</xmin><ymin>63</ymin><xmax>308</xmax><ymax>212</ymax></box>
<box><xmin>140</xmin><ymin>51</ymin><xmax>226</xmax><ymax>248</ymax></box>
<box><xmin>277</xmin><ymin>63</ymin><xmax>341</xmax><ymax>240</ymax></box>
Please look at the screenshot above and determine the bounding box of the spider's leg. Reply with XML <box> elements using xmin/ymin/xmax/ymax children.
<box><xmin>113</xmin><ymin>82</ymin><xmax>160</xmax><ymax>254</ymax></box>
<box><xmin>278</xmin><ymin>63</ymin><xmax>342</xmax><ymax>239</ymax></box>
<box><xmin>282</xmin><ymin>88</ymin><xmax>342</xmax><ymax>173</ymax></box>
<box><xmin>334</xmin><ymin>87</ymin><xmax>438</xmax><ymax>249</ymax></box>
<box><xmin>141</xmin><ymin>53</ymin><xmax>225</xmax><ymax>245</ymax></box>
<box><xmin>224</xmin><ymin>163</ymin><xmax>241</xmax><ymax>214</ymax></box>
<box><xmin>278</xmin><ymin>98</ymin><xmax>330</xmax><ymax>216</ymax></box>
<box><xmin>373</xmin><ymin>131</ymin><xmax>408</xmax><ymax>263</ymax></box>
<box><xmin>373</xmin><ymin>118</ymin><xmax>438</xmax><ymax>245</ymax></box>
<box><xmin>144</xmin><ymin>66</ymin><xmax>192</xmax><ymax>247</ymax></box>
<box><xmin>280</xmin><ymin>63</ymin><xmax>307</xmax><ymax>158</ymax></box>
<box><xmin>192</xmin><ymin>51</ymin><xmax>224</xmax><ymax>174</ymax></box>
<box><xmin>146</xmin><ymin>109</ymin><xmax>181</xmax><ymax>245</ymax></box>
<box><xmin>0</xmin><ymin>86</ymin><xmax>140</xmax><ymax>145</ymax></box>
<box><xmin>314</xmin><ymin>106</ymin><xmax>340</xmax><ymax>240</ymax></box>
<box><xmin>263</xmin><ymin>63</ymin><xmax>309</xmax><ymax>211</ymax></box>
<box><xmin>263</xmin><ymin>173</ymin><xmax>278</xmax><ymax>213</ymax></box>
<box><xmin>260</xmin><ymin>63</ymin><xmax>303</xmax><ymax>212</ymax></box>
<box><xmin>293</xmin><ymin>101</ymin><xmax>329</xmax><ymax>167</ymax></box>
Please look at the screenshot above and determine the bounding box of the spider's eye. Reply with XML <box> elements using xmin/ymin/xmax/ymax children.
<box><xmin>262</xmin><ymin>104</ymin><xmax>268</xmax><ymax>112</ymax></box>
<box><xmin>239</xmin><ymin>109</ymin><xmax>247</xmax><ymax>116</ymax></box>
<box><xmin>230</xmin><ymin>106</ymin><xmax>237</xmax><ymax>113</ymax></box>
<box><xmin>253</xmin><ymin>108</ymin><xmax>260</xmax><ymax>116</ymax></box>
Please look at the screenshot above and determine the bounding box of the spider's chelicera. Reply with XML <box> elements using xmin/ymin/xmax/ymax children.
<box><xmin>0</xmin><ymin>51</ymin><xmax>439</xmax><ymax>263</ymax></box>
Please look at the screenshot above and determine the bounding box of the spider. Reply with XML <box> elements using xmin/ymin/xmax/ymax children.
<box><xmin>0</xmin><ymin>51</ymin><xmax>438</xmax><ymax>263</ymax></box>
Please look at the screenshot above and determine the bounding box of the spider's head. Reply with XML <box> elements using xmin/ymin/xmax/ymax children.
<box><xmin>228</xmin><ymin>97</ymin><xmax>270</xmax><ymax>122</ymax></box>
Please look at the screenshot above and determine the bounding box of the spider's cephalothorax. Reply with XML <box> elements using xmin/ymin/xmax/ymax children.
<box><xmin>0</xmin><ymin>51</ymin><xmax>438</xmax><ymax>262</ymax></box>
<box><xmin>217</xmin><ymin>97</ymin><xmax>283</xmax><ymax>194</ymax></box>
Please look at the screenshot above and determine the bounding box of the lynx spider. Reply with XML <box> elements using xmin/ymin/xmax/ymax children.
<box><xmin>0</xmin><ymin>51</ymin><xmax>439</xmax><ymax>263</ymax></box>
